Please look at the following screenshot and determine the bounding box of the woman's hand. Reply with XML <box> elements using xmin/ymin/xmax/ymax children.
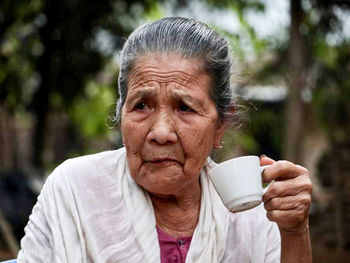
<box><xmin>260</xmin><ymin>155</ymin><xmax>312</xmax><ymax>234</ymax></box>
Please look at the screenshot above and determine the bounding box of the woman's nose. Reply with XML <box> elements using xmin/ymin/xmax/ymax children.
<box><xmin>147</xmin><ymin>112</ymin><xmax>177</xmax><ymax>145</ymax></box>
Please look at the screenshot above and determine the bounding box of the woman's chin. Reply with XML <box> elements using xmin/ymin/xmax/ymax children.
<box><xmin>136</xmin><ymin>164</ymin><xmax>189</xmax><ymax>195</ymax></box>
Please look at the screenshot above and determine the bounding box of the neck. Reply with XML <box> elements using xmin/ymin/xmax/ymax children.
<box><xmin>150</xmin><ymin>180</ymin><xmax>201</xmax><ymax>238</ymax></box>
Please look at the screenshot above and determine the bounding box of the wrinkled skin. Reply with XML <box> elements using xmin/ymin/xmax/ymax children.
<box><xmin>121</xmin><ymin>53</ymin><xmax>226</xmax><ymax>197</ymax></box>
<box><xmin>261</xmin><ymin>156</ymin><xmax>312</xmax><ymax>233</ymax></box>
<box><xmin>261</xmin><ymin>156</ymin><xmax>313</xmax><ymax>262</ymax></box>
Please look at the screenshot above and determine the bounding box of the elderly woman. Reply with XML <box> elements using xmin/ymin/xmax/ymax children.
<box><xmin>18</xmin><ymin>17</ymin><xmax>312</xmax><ymax>262</ymax></box>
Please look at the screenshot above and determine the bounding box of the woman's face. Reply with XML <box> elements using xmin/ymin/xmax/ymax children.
<box><xmin>121</xmin><ymin>53</ymin><xmax>226</xmax><ymax>196</ymax></box>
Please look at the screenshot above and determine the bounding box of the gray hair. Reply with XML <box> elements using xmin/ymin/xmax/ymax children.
<box><xmin>116</xmin><ymin>17</ymin><xmax>237</xmax><ymax>125</ymax></box>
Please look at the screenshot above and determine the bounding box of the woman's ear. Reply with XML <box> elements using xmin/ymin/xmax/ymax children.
<box><xmin>213</xmin><ymin>121</ymin><xmax>228</xmax><ymax>148</ymax></box>
<box><xmin>213</xmin><ymin>104</ymin><xmax>235</xmax><ymax>148</ymax></box>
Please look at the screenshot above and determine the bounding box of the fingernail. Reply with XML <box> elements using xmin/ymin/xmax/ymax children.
<box><xmin>260</xmin><ymin>154</ymin><xmax>266</xmax><ymax>158</ymax></box>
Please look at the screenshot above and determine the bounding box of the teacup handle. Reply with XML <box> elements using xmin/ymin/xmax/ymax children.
<box><xmin>260</xmin><ymin>164</ymin><xmax>274</xmax><ymax>194</ymax></box>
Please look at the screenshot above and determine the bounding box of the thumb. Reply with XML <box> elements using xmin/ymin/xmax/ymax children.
<box><xmin>260</xmin><ymin>155</ymin><xmax>276</xmax><ymax>184</ymax></box>
<box><xmin>260</xmin><ymin>154</ymin><xmax>276</xmax><ymax>166</ymax></box>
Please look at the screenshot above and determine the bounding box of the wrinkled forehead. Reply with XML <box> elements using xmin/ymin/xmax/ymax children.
<box><xmin>127</xmin><ymin>53</ymin><xmax>209</xmax><ymax>88</ymax></box>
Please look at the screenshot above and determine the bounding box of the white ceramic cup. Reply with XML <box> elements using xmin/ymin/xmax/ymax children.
<box><xmin>208</xmin><ymin>155</ymin><xmax>271</xmax><ymax>213</ymax></box>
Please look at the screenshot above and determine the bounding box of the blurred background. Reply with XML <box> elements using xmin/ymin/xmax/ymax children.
<box><xmin>0</xmin><ymin>0</ymin><xmax>349</xmax><ymax>261</ymax></box>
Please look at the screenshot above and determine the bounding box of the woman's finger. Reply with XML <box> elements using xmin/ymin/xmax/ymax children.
<box><xmin>263</xmin><ymin>175</ymin><xmax>312</xmax><ymax>203</ymax></box>
<box><xmin>262</xmin><ymin>160</ymin><xmax>309</xmax><ymax>183</ymax></box>
<box><xmin>259</xmin><ymin>155</ymin><xmax>276</xmax><ymax>166</ymax></box>
<box><xmin>263</xmin><ymin>192</ymin><xmax>311</xmax><ymax>211</ymax></box>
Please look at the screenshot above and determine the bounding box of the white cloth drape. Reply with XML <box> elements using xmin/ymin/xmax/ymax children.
<box><xmin>18</xmin><ymin>148</ymin><xmax>230</xmax><ymax>262</ymax></box>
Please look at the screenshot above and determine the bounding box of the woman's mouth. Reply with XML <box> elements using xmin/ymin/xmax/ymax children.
<box><xmin>145</xmin><ymin>158</ymin><xmax>181</xmax><ymax>166</ymax></box>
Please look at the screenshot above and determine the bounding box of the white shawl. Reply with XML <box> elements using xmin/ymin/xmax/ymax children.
<box><xmin>18</xmin><ymin>148</ymin><xmax>229</xmax><ymax>262</ymax></box>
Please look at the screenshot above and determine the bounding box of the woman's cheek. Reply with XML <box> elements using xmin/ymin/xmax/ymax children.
<box><xmin>122</xmin><ymin>118</ymin><xmax>145</xmax><ymax>156</ymax></box>
<box><xmin>180</xmin><ymin>117</ymin><xmax>215</xmax><ymax>151</ymax></box>
<box><xmin>178</xmin><ymin>121</ymin><xmax>215</xmax><ymax>176</ymax></box>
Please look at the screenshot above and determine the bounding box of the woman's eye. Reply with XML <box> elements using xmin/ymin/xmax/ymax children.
<box><xmin>135</xmin><ymin>102</ymin><xmax>148</xmax><ymax>110</ymax></box>
<box><xmin>179</xmin><ymin>103</ymin><xmax>193</xmax><ymax>112</ymax></box>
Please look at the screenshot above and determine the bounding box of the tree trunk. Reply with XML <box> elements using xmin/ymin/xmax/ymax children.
<box><xmin>0</xmin><ymin>107</ymin><xmax>13</xmax><ymax>169</ymax></box>
<box><xmin>31</xmin><ymin>3</ymin><xmax>56</xmax><ymax>170</ymax></box>
<box><xmin>283</xmin><ymin>0</ymin><xmax>307</xmax><ymax>163</ymax></box>
<box><xmin>32</xmin><ymin>86</ymin><xmax>50</xmax><ymax>169</ymax></box>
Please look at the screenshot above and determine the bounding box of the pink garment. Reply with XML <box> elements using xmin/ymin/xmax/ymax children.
<box><xmin>156</xmin><ymin>226</ymin><xmax>192</xmax><ymax>263</ymax></box>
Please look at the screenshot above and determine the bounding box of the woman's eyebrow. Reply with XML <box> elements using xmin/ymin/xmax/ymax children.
<box><xmin>126</xmin><ymin>87</ymin><xmax>155</xmax><ymax>102</ymax></box>
<box><xmin>171</xmin><ymin>90</ymin><xmax>204</xmax><ymax>109</ymax></box>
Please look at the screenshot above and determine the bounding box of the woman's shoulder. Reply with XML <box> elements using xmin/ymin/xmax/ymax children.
<box><xmin>44</xmin><ymin>148</ymin><xmax>126</xmax><ymax>192</ymax></box>
<box><xmin>35</xmin><ymin>148</ymin><xmax>128</xmax><ymax>219</ymax></box>
<box><xmin>61</xmin><ymin>148</ymin><xmax>125</xmax><ymax>170</ymax></box>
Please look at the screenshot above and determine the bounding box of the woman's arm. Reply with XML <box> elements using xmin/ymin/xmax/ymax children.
<box><xmin>280</xmin><ymin>225</ymin><xmax>312</xmax><ymax>263</ymax></box>
<box><xmin>18</xmin><ymin>161</ymin><xmax>75</xmax><ymax>262</ymax></box>
<box><xmin>17</xmin><ymin>182</ymin><xmax>54</xmax><ymax>262</ymax></box>
<box><xmin>260</xmin><ymin>156</ymin><xmax>313</xmax><ymax>263</ymax></box>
